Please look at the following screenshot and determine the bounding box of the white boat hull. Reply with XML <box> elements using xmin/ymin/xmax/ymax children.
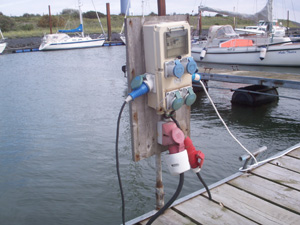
<box><xmin>0</xmin><ymin>42</ymin><xmax>6</xmax><ymax>54</ymax></box>
<box><xmin>192</xmin><ymin>43</ymin><xmax>300</xmax><ymax>67</ymax></box>
<box><xmin>120</xmin><ymin>35</ymin><xmax>126</xmax><ymax>45</ymax></box>
<box><xmin>39</xmin><ymin>37</ymin><xmax>105</xmax><ymax>51</ymax></box>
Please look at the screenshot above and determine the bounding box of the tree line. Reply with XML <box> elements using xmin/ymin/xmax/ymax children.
<box><xmin>0</xmin><ymin>9</ymin><xmax>114</xmax><ymax>32</ymax></box>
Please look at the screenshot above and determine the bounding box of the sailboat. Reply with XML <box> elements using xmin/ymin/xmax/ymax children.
<box><xmin>0</xmin><ymin>29</ymin><xmax>7</xmax><ymax>54</ymax></box>
<box><xmin>39</xmin><ymin>0</ymin><xmax>105</xmax><ymax>51</ymax></box>
<box><xmin>235</xmin><ymin>19</ymin><xmax>286</xmax><ymax>37</ymax></box>
<box><xmin>191</xmin><ymin>0</ymin><xmax>300</xmax><ymax>67</ymax></box>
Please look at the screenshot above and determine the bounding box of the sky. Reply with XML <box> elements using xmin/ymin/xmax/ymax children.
<box><xmin>0</xmin><ymin>0</ymin><xmax>299</xmax><ymax>23</ymax></box>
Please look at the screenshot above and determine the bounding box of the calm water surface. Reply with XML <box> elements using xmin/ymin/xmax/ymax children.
<box><xmin>0</xmin><ymin>47</ymin><xmax>300</xmax><ymax>224</ymax></box>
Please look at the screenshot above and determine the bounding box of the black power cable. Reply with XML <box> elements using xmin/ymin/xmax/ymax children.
<box><xmin>196</xmin><ymin>172</ymin><xmax>212</xmax><ymax>200</ymax></box>
<box><xmin>146</xmin><ymin>173</ymin><xmax>184</xmax><ymax>225</ymax></box>
<box><xmin>169</xmin><ymin>111</ymin><xmax>182</xmax><ymax>130</ymax></box>
<box><xmin>146</xmin><ymin>112</ymin><xmax>186</xmax><ymax>224</ymax></box>
<box><xmin>115</xmin><ymin>101</ymin><xmax>127</xmax><ymax>225</ymax></box>
<box><xmin>169</xmin><ymin>114</ymin><xmax>212</xmax><ymax>200</ymax></box>
<box><xmin>115</xmin><ymin>103</ymin><xmax>211</xmax><ymax>225</ymax></box>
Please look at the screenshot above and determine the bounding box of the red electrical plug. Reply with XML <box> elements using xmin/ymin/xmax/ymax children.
<box><xmin>158</xmin><ymin>121</ymin><xmax>190</xmax><ymax>175</ymax></box>
<box><xmin>184</xmin><ymin>136</ymin><xmax>205</xmax><ymax>173</ymax></box>
<box><xmin>159</xmin><ymin>122</ymin><xmax>185</xmax><ymax>154</ymax></box>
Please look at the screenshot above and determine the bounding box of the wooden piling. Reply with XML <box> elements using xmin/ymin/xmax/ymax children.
<box><xmin>125</xmin><ymin>15</ymin><xmax>190</xmax><ymax>210</ymax></box>
<box><xmin>106</xmin><ymin>3</ymin><xmax>111</xmax><ymax>42</ymax></box>
<box><xmin>157</xmin><ymin>0</ymin><xmax>166</xmax><ymax>16</ymax></box>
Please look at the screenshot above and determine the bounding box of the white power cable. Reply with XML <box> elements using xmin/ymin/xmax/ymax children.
<box><xmin>198</xmin><ymin>80</ymin><xmax>258</xmax><ymax>165</ymax></box>
<box><xmin>198</xmin><ymin>79</ymin><xmax>300</xmax><ymax>172</ymax></box>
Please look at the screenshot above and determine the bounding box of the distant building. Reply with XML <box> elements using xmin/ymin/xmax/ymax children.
<box><xmin>120</xmin><ymin>0</ymin><xmax>131</xmax><ymax>15</ymax></box>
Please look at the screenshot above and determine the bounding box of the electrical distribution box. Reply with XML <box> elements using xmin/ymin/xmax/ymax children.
<box><xmin>143</xmin><ymin>21</ymin><xmax>196</xmax><ymax>114</ymax></box>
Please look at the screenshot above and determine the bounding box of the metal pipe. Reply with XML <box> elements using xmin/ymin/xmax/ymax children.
<box><xmin>239</xmin><ymin>146</ymin><xmax>268</xmax><ymax>162</ymax></box>
<box><xmin>240</xmin><ymin>146</ymin><xmax>267</xmax><ymax>170</ymax></box>
<box><xmin>193</xmin><ymin>85</ymin><xmax>300</xmax><ymax>101</ymax></box>
<box><xmin>155</xmin><ymin>152</ymin><xmax>164</xmax><ymax>210</ymax></box>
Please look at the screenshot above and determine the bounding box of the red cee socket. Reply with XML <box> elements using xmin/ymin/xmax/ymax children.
<box><xmin>162</xmin><ymin>122</ymin><xmax>185</xmax><ymax>154</ymax></box>
<box><xmin>184</xmin><ymin>136</ymin><xmax>205</xmax><ymax>169</ymax></box>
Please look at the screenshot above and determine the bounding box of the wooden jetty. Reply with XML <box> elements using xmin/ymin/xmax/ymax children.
<box><xmin>122</xmin><ymin>14</ymin><xmax>300</xmax><ymax>224</ymax></box>
<box><xmin>127</xmin><ymin>144</ymin><xmax>300</xmax><ymax>224</ymax></box>
<box><xmin>194</xmin><ymin>68</ymin><xmax>300</xmax><ymax>90</ymax></box>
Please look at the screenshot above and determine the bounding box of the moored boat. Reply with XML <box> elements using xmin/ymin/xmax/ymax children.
<box><xmin>39</xmin><ymin>31</ymin><xmax>105</xmax><ymax>51</ymax></box>
<box><xmin>39</xmin><ymin>0</ymin><xmax>105</xmax><ymax>51</ymax></box>
<box><xmin>193</xmin><ymin>0</ymin><xmax>300</xmax><ymax>67</ymax></box>
<box><xmin>191</xmin><ymin>25</ymin><xmax>300</xmax><ymax>67</ymax></box>
<box><xmin>0</xmin><ymin>29</ymin><xmax>6</xmax><ymax>54</ymax></box>
<box><xmin>235</xmin><ymin>19</ymin><xmax>286</xmax><ymax>37</ymax></box>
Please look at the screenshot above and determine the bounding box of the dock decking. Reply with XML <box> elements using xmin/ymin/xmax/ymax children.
<box><xmin>128</xmin><ymin>145</ymin><xmax>300</xmax><ymax>225</ymax></box>
<box><xmin>193</xmin><ymin>69</ymin><xmax>300</xmax><ymax>90</ymax></box>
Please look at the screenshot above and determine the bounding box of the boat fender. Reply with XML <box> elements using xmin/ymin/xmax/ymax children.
<box><xmin>200</xmin><ymin>48</ymin><xmax>207</xmax><ymax>60</ymax></box>
<box><xmin>259</xmin><ymin>46</ymin><xmax>267</xmax><ymax>60</ymax></box>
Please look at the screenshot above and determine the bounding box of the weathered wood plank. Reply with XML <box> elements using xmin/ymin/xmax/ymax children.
<box><xmin>229</xmin><ymin>174</ymin><xmax>300</xmax><ymax>214</ymax></box>
<box><xmin>203</xmin><ymin>183</ymin><xmax>300</xmax><ymax>225</ymax></box>
<box><xmin>125</xmin><ymin>15</ymin><xmax>191</xmax><ymax>162</ymax></box>
<box><xmin>130</xmin><ymin>146</ymin><xmax>300</xmax><ymax>225</ymax></box>
<box><xmin>287</xmin><ymin>147</ymin><xmax>300</xmax><ymax>159</ymax></box>
<box><xmin>140</xmin><ymin>209</ymin><xmax>196</xmax><ymax>225</ymax></box>
<box><xmin>270</xmin><ymin>155</ymin><xmax>300</xmax><ymax>173</ymax></box>
<box><xmin>174</xmin><ymin>195</ymin><xmax>257</xmax><ymax>224</ymax></box>
<box><xmin>251</xmin><ymin>163</ymin><xmax>300</xmax><ymax>190</ymax></box>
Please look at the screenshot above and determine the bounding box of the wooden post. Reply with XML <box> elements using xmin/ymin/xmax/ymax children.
<box><xmin>198</xmin><ymin>9</ymin><xmax>202</xmax><ymax>36</ymax></box>
<box><xmin>106</xmin><ymin>3</ymin><xmax>111</xmax><ymax>41</ymax></box>
<box><xmin>48</xmin><ymin>5</ymin><xmax>52</xmax><ymax>34</ymax></box>
<box><xmin>125</xmin><ymin>15</ymin><xmax>190</xmax><ymax>210</ymax></box>
<box><xmin>157</xmin><ymin>0</ymin><xmax>166</xmax><ymax>16</ymax></box>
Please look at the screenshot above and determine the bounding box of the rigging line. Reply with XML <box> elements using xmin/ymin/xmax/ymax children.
<box><xmin>191</xmin><ymin>0</ymin><xmax>200</xmax><ymax>14</ymax></box>
<box><xmin>282</xmin><ymin>0</ymin><xmax>287</xmax><ymax>18</ymax></box>
<box><xmin>63</xmin><ymin>12</ymin><xmax>72</xmax><ymax>30</ymax></box>
<box><xmin>291</xmin><ymin>0</ymin><xmax>297</xmax><ymax>22</ymax></box>
<box><xmin>91</xmin><ymin>0</ymin><xmax>106</xmax><ymax>36</ymax></box>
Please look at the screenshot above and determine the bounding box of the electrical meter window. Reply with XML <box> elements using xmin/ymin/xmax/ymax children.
<box><xmin>165</xmin><ymin>29</ymin><xmax>188</xmax><ymax>59</ymax></box>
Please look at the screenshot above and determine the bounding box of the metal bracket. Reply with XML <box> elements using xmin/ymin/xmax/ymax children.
<box><xmin>239</xmin><ymin>146</ymin><xmax>267</xmax><ymax>170</ymax></box>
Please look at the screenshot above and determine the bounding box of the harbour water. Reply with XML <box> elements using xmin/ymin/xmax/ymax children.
<box><xmin>0</xmin><ymin>46</ymin><xmax>300</xmax><ymax>224</ymax></box>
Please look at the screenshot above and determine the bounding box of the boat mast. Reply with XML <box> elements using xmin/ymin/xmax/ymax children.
<box><xmin>78</xmin><ymin>0</ymin><xmax>84</xmax><ymax>37</ymax></box>
<box><xmin>48</xmin><ymin>5</ymin><xmax>53</xmax><ymax>34</ymax></box>
<box><xmin>0</xmin><ymin>29</ymin><xmax>4</xmax><ymax>40</ymax></box>
<box><xmin>142</xmin><ymin>0</ymin><xmax>145</xmax><ymax>18</ymax></box>
<box><xmin>266</xmin><ymin>0</ymin><xmax>273</xmax><ymax>41</ymax></box>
